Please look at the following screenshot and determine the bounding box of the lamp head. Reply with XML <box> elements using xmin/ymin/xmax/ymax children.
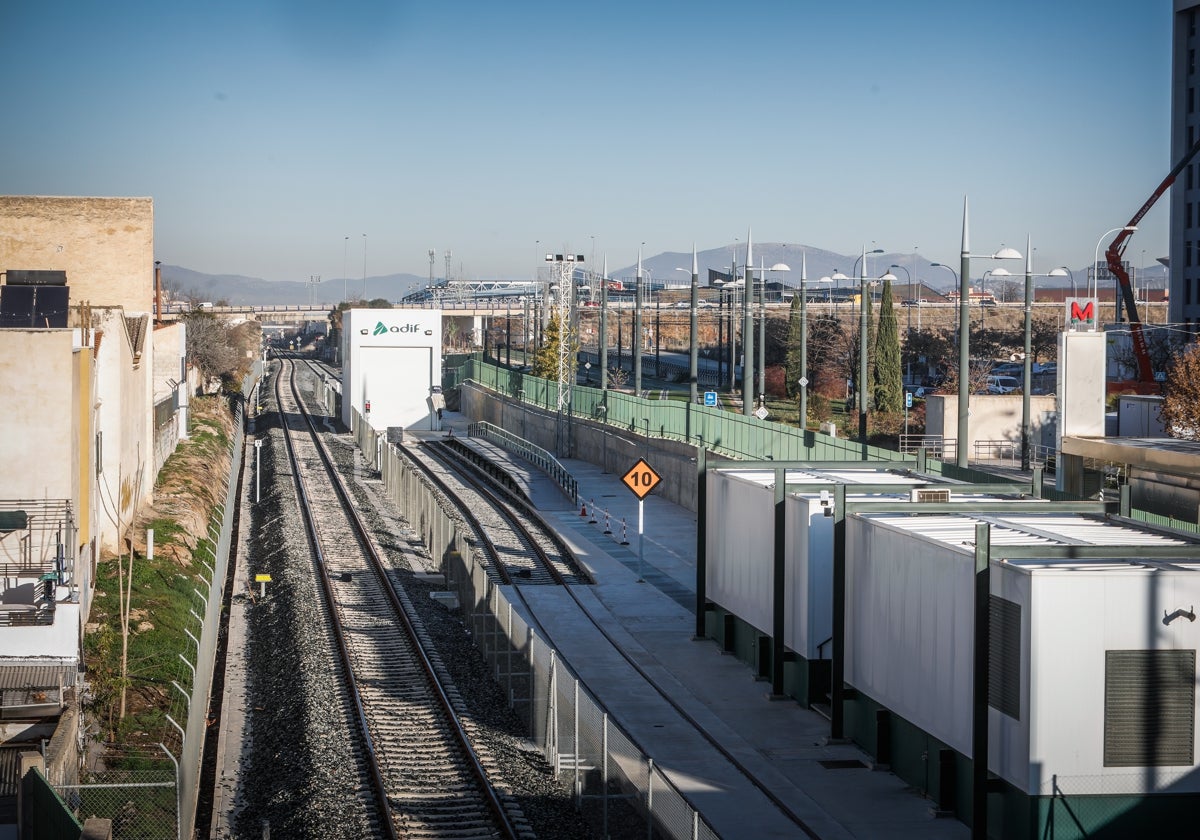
<box><xmin>831</xmin><ymin>271</ymin><xmax>849</xmax><ymax>281</ymax></box>
<box><xmin>770</xmin><ymin>263</ymin><xmax>791</xmax><ymax>272</ymax></box>
<box><xmin>992</xmin><ymin>246</ymin><xmax>1023</xmax><ymax>260</ymax></box>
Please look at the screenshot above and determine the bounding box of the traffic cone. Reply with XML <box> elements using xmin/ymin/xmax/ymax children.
<box><xmin>580</xmin><ymin>501</ymin><xmax>588</xmax><ymax>517</ymax></box>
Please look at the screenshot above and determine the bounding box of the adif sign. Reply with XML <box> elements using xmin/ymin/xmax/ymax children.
<box><xmin>1065</xmin><ymin>297</ymin><xmax>1097</xmax><ymax>332</ymax></box>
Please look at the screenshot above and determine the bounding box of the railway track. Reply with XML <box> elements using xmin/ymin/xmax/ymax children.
<box><xmin>403</xmin><ymin>439</ymin><xmax>589</xmax><ymax>587</ymax></box>
<box><xmin>283</xmin><ymin>354</ymin><xmax>818</xmax><ymax>838</ymax></box>
<box><xmin>274</xmin><ymin>355</ymin><xmax>521</xmax><ymax>839</ymax></box>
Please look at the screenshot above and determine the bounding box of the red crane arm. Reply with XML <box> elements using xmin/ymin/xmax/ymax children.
<box><xmin>1105</xmin><ymin>135</ymin><xmax>1200</xmax><ymax>383</ymax></box>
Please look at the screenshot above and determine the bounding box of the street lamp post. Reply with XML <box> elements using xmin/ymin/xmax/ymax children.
<box><xmin>634</xmin><ymin>245</ymin><xmax>644</xmax><ymax>396</ymax></box>
<box><xmin>798</xmin><ymin>254</ymin><xmax>810</xmax><ymax>429</ymax></box>
<box><xmin>674</xmin><ymin>245</ymin><xmax>701</xmax><ymax>407</ymax></box>
<box><xmin>1049</xmin><ymin>266</ymin><xmax>1075</xmax><ymax>297</ymax></box>
<box><xmin>756</xmin><ymin>259</ymin><xmax>790</xmax><ymax>407</ymax></box>
<box><xmin>890</xmin><ymin>264</ymin><xmax>913</xmax><ymax>382</ymax></box>
<box><xmin>600</xmin><ymin>256</ymin><xmax>609</xmax><ymax>390</ymax></box>
<box><xmin>743</xmin><ymin>229</ymin><xmax>755</xmax><ymax>416</ymax></box>
<box><xmin>1021</xmin><ymin>236</ymin><xmax>1034</xmax><ymax>470</ymax></box>
<box><xmin>1092</xmin><ymin>225</ymin><xmax>1137</xmax><ymax>298</ymax></box>
<box><xmin>831</xmin><ymin>247</ymin><xmax>883</xmax><ymax>451</ymax></box>
<box><xmin>952</xmin><ymin>197</ymin><xmax>1022</xmax><ymax>468</ymax></box>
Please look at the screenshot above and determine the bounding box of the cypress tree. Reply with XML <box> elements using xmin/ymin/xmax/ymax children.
<box><xmin>873</xmin><ymin>277</ymin><xmax>904</xmax><ymax>414</ymax></box>
<box><xmin>532</xmin><ymin>312</ymin><xmax>576</xmax><ymax>381</ymax></box>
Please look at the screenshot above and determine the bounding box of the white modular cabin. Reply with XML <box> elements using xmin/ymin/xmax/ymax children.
<box><xmin>706</xmin><ymin>467</ymin><xmax>932</xmax><ymax>665</ymax></box>
<box><xmin>341</xmin><ymin>308</ymin><xmax>443</xmax><ymax>432</ymax></box>
<box><xmin>846</xmin><ymin>510</ymin><xmax>1200</xmax><ymax>802</ymax></box>
<box><xmin>702</xmin><ymin>465</ymin><xmax>1018</xmax><ymax>697</ymax></box>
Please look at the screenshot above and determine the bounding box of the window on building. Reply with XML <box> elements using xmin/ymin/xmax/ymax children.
<box><xmin>1192</xmin><ymin>8</ymin><xmax>1197</xmax><ymax>37</ymax></box>
<box><xmin>1191</xmin><ymin>87</ymin><xmax>1196</xmax><ymax>114</ymax></box>
<box><xmin>1189</xmin><ymin>243</ymin><xmax>1194</xmax><ymax>268</ymax></box>
<box><xmin>1188</xmin><ymin>202</ymin><xmax>1194</xmax><ymax>230</ymax></box>
<box><xmin>1104</xmin><ymin>650</ymin><xmax>1195</xmax><ymax>767</ymax></box>
<box><xmin>1189</xmin><ymin>164</ymin><xmax>1195</xmax><ymax>191</ymax></box>
<box><xmin>1191</xmin><ymin>48</ymin><xmax>1196</xmax><ymax>75</ymax></box>
<box><xmin>989</xmin><ymin>596</ymin><xmax>1021</xmax><ymax>720</ymax></box>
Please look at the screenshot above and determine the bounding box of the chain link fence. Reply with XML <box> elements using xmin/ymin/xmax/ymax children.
<box><xmin>51</xmin><ymin>369</ymin><xmax>257</xmax><ymax>839</ymax></box>
<box><xmin>54</xmin><ymin>756</ymin><xmax>177</xmax><ymax>840</ymax></box>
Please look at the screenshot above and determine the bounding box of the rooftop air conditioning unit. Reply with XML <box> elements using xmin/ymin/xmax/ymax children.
<box><xmin>911</xmin><ymin>488</ymin><xmax>951</xmax><ymax>503</ymax></box>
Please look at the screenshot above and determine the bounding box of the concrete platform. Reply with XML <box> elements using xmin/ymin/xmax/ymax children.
<box><xmin>436</xmin><ymin>412</ymin><xmax>968</xmax><ymax>839</ymax></box>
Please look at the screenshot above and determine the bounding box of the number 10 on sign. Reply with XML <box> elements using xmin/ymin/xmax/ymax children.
<box><xmin>621</xmin><ymin>459</ymin><xmax>662</xmax><ymax>582</ymax></box>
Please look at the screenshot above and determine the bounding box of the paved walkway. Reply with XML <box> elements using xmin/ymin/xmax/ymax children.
<box><xmin>439</xmin><ymin>412</ymin><xmax>968</xmax><ymax>840</ymax></box>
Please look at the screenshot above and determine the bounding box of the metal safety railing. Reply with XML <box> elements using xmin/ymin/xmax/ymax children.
<box><xmin>380</xmin><ymin>442</ymin><xmax>720</xmax><ymax>840</ymax></box>
<box><xmin>466</xmin><ymin>421</ymin><xmax>577</xmax><ymax>504</ymax></box>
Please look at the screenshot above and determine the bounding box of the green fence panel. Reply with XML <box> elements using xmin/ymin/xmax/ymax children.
<box><xmin>460</xmin><ymin>359</ymin><xmax>937</xmax><ymax>466</ymax></box>
<box><xmin>20</xmin><ymin>768</ymin><xmax>82</xmax><ymax>840</ymax></box>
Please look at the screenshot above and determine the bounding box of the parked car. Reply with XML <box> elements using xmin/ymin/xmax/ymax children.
<box><xmin>986</xmin><ymin>375</ymin><xmax>1021</xmax><ymax>394</ymax></box>
<box><xmin>991</xmin><ymin>362</ymin><xmax>1024</xmax><ymax>378</ymax></box>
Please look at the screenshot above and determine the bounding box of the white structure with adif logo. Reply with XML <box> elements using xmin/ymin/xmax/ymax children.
<box><xmin>341</xmin><ymin>308</ymin><xmax>443</xmax><ymax>432</ymax></box>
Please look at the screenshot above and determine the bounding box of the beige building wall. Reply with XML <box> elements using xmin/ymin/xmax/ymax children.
<box><xmin>925</xmin><ymin>394</ymin><xmax>1057</xmax><ymax>459</ymax></box>
<box><xmin>0</xmin><ymin>331</ymin><xmax>79</xmax><ymax>500</ymax></box>
<box><xmin>0</xmin><ymin>196</ymin><xmax>154</xmax><ymax>314</ymax></box>
<box><xmin>93</xmin><ymin>308</ymin><xmax>154</xmax><ymax>548</ymax></box>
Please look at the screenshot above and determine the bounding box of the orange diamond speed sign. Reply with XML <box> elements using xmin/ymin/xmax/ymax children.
<box><xmin>621</xmin><ymin>458</ymin><xmax>662</xmax><ymax>500</ymax></box>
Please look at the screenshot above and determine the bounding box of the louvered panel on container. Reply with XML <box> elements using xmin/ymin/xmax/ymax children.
<box><xmin>1104</xmin><ymin>649</ymin><xmax>1195</xmax><ymax>767</ymax></box>
<box><xmin>989</xmin><ymin>596</ymin><xmax>1021</xmax><ymax>720</ymax></box>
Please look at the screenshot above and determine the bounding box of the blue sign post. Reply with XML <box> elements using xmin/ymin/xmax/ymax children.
<box><xmin>703</xmin><ymin>391</ymin><xmax>718</xmax><ymax>407</ymax></box>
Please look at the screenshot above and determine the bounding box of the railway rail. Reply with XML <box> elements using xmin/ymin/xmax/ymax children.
<box><xmin>275</xmin><ymin>355</ymin><xmax>520</xmax><ymax>838</ymax></box>
<box><xmin>282</xmin><ymin>353</ymin><xmax>818</xmax><ymax>838</ymax></box>
<box><xmin>402</xmin><ymin>438</ymin><xmax>589</xmax><ymax>587</ymax></box>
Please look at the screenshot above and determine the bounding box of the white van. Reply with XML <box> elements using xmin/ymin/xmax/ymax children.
<box><xmin>986</xmin><ymin>375</ymin><xmax>1020</xmax><ymax>394</ymax></box>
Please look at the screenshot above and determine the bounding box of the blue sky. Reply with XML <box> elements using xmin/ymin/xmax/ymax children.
<box><xmin>1</xmin><ymin>1</ymin><xmax>1172</xmax><ymax>285</ymax></box>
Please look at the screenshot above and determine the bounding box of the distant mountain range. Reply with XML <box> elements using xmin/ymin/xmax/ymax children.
<box><xmin>161</xmin><ymin>244</ymin><xmax>1169</xmax><ymax>307</ymax></box>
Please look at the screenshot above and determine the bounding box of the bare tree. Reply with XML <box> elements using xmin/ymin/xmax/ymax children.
<box><xmin>1160</xmin><ymin>341</ymin><xmax>1200</xmax><ymax>439</ymax></box>
<box><xmin>182</xmin><ymin>311</ymin><xmax>255</xmax><ymax>393</ymax></box>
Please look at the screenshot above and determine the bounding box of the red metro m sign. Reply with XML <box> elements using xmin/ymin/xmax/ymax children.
<box><xmin>1066</xmin><ymin>297</ymin><xmax>1098</xmax><ymax>331</ymax></box>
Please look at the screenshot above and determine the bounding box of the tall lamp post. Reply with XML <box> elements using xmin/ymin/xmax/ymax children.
<box><xmin>798</xmin><ymin>254</ymin><xmax>809</xmax><ymax>428</ymax></box>
<box><xmin>743</xmin><ymin>229</ymin><xmax>756</xmax><ymax>415</ymax></box>
<box><xmin>1013</xmin><ymin>259</ymin><xmax>1074</xmax><ymax>470</ymax></box>
<box><xmin>600</xmin><ymin>256</ymin><xmax>609</xmax><ymax>390</ymax></box>
<box><xmin>756</xmin><ymin>259</ymin><xmax>790</xmax><ymax>407</ymax></box>
<box><xmin>954</xmin><ymin>197</ymin><xmax>1022</xmax><ymax>468</ymax></box>
<box><xmin>634</xmin><ymin>246</ymin><xmax>644</xmax><ymax>396</ymax></box>
<box><xmin>1092</xmin><ymin>225</ymin><xmax>1137</xmax><ymax>298</ymax></box>
<box><xmin>796</xmin><ymin>271</ymin><xmax>832</xmax><ymax>430</ymax></box>
<box><xmin>832</xmin><ymin>247</ymin><xmax>883</xmax><ymax>451</ymax></box>
<box><xmin>674</xmin><ymin>244</ymin><xmax>701</xmax><ymax>406</ymax></box>
<box><xmin>890</xmin><ymin>264</ymin><xmax>912</xmax><ymax>382</ymax></box>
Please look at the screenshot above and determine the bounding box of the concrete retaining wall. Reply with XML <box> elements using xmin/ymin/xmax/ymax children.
<box><xmin>460</xmin><ymin>383</ymin><xmax>702</xmax><ymax>511</ymax></box>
